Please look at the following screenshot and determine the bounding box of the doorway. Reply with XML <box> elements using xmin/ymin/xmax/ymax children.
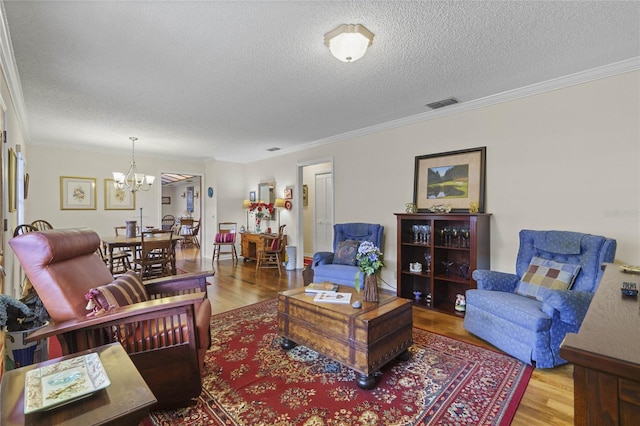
<box><xmin>160</xmin><ymin>173</ymin><xmax>202</xmax><ymax>222</ymax></box>
<box><xmin>297</xmin><ymin>159</ymin><xmax>333</xmax><ymax>267</ymax></box>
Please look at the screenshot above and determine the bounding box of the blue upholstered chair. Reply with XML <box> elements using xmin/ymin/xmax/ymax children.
<box><xmin>312</xmin><ymin>223</ymin><xmax>384</xmax><ymax>288</ymax></box>
<box><xmin>464</xmin><ymin>229</ymin><xmax>616</xmax><ymax>368</ymax></box>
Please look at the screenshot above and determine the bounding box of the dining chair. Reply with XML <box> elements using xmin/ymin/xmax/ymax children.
<box><xmin>161</xmin><ymin>215</ymin><xmax>176</xmax><ymax>231</ymax></box>
<box><xmin>13</xmin><ymin>224</ymin><xmax>38</xmax><ymax>237</ymax></box>
<box><xmin>256</xmin><ymin>224</ymin><xmax>286</xmax><ymax>275</ymax></box>
<box><xmin>179</xmin><ymin>218</ymin><xmax>197</xmax><ymax>248</ymax></box>
<box><xmin>30</xmin><ymin>220</ymin><xmax>53</xmax><ymax>231</ymax></box>
<box><xmin>96</xmin><ymin>241</ymin><xmax>132</xmax><ymax>276</ymax></box>
<box><xmin>212</xmin><ymin>222</ymin><xmax>238</xmax><ymax>264</ymax></box>
<box><xmin>135</xmin><ymin>232</ymin><xmax>174</xmax><ymax>279</ymax></box>
<box><xmin>113</xmin><ymin>225</ymin><xmax>138</xmax><ymax>258</ymax></box>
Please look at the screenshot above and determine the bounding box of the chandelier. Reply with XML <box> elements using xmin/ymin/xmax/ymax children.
<box><xmin>112</xmin><ymin>137</ymin><xmax>156</xmax><ymax>192</ymax></box>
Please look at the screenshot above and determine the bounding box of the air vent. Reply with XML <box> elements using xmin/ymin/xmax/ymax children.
<box><xmin>426</xmin><ymin>98</ymin><xmax>458</xmax><ymax>109</ymax></box>
<box><xmin>266</xmin><ymin>147</ymin><xmax>281</xmax><ymax>152</ymax></box>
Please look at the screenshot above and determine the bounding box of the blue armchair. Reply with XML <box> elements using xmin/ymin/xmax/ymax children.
<box><xmin>464</xmin><ymin>229</ymin><xmax>616</xmax><ymax>368</ymax></box>
<box><xmin>312</xmin><ymin>223</ymin><xmax>384</xmax><ymax>288</ymax></box>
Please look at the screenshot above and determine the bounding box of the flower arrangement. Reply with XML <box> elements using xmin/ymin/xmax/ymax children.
<box><xmin>248</xmin><ymin>202</ymin><xmax>275</xmax><ymax>231</ymax></box>
<box><xmin>354</xmin><ymin>241</ymin><xmax>384</xmax><ymax>291</ymax></box>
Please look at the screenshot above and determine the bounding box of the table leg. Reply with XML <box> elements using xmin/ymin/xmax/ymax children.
<box><xmin>281</xmin><ymin>338</ymin><xmax>297</xmax><ymax>350</ymax></box>
<box><xmin>108</xmin><ymin>246</ymin><xmax>114</xmax><ymax>275</ymax></box>
<box><xmin>356</xmin><ymin>373</ymin><xmax>376</xmax><ymax>390</ymax></box>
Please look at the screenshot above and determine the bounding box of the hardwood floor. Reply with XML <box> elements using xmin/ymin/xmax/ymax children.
<box><xmin>177</xmin><ymin>247</ymin><xmax>574</xmax><ymax>426</ymax></box>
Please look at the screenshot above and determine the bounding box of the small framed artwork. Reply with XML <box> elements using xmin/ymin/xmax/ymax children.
<box><xmin>162</xmin><ymin>196</ymin><xmax>171</xmax><ymax>205</ymax></box>
<box><xmin>303</xmin><ymin>184</ymin><xmax>308</xmax><ymax>206</ymax></box>
<box><xmin>249</xmin><ymin>191</ymin><xmax>256</xmax><ymax>202</ymax></box>
<box><xmin>413</xmin><ymin>147</ymin><xmax>486</xmax><ymax>213</ymax></box>
<box><xmin>284</xmin><ymin>187</ymin><xmax>293</xmax><ymax>200</ymax></box>
<box><xmin>104</xmin><ymin>179</ymin><xmax>135</xmax><ymax>210</ymax></box>
<box><xmin>60</xmin><ymin>176</ymin><xmax>97</xmax><ymax>210</ymax></box>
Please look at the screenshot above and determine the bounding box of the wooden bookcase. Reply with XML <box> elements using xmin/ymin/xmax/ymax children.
<box><xmin>395</xmin><ymin>213</ymin><xmax>491</xmax><ymax>315</ymax></box>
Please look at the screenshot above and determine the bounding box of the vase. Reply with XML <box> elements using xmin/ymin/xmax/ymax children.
<box><xmin>363</xmin><ymin>274</ymin><xmax>379</xmax><ymax>303</ymax></box>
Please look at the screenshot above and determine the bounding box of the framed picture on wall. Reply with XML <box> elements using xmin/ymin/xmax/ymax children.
<box><xmin>413</xmin><ymin>147</ymin><xmax>486</xmax><ymax>213</ymax></box>
<box><xmin>104</xmin><ymin>179</ymin><xmax>135</xmax><ymax>210</ymax></box>
<box><xmin>249</xmin><ymin>191</ymin><xmax>256</xmax><ymax>202</ymax></box>
<box><xmin>284</xmin><ymin>187</ymin><xmax>293</xmax><ymax>200</ymax></box>
<box><xmin>303</xmin><ymin>184</ymin><xmax>308</xmax><ymax>206</ymax></box>
<box><xmin>60</xmin><ymin>176</ymin><xmax>97</xmax><ymax>210</ymax></box>
<box><xmin>162</xmin><ymin>196</ymin><xmax>171</xmax><ymax>205</ymax></box>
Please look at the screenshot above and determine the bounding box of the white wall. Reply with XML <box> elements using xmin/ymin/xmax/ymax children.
<box><xmin>228</xmin><ymin>71</ymin><xmax>640</xmax><ymax>286</ymax></box>
<box><xmin>6</xmin><ymin>71</ymin><xmax>639</xmax><ymax>294</ymax></box>
<box><xmin>24</xmin><ymin>145</ymin><xmax>205</xmax><ymax>238</ymax></box>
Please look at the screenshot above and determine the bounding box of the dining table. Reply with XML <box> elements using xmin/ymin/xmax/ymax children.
<box><xmin>101</xmin><ymin>233</ymin><xmax>183</xmax><ymax>276</ymax></box>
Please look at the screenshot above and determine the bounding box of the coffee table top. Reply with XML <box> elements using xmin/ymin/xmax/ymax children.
<box><xmin>279</xmin><ymin>286</ymin><xmax>400</xmax><ymax>313</ymax></box>
<box><xmin>0</xmin><ymin>343</ymin><xmax>156</xmax><ymax>426</ymax></box>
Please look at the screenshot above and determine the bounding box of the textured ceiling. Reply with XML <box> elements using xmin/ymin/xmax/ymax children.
<box><xmin>2</xmin><ymin>1</ymin><xmax>639</xmax><ymax>163</ymax></box>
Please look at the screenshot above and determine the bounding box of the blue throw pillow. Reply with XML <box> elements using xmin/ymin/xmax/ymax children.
<box><xmin>333</xmin><ymin>240</ymin><xmax>359</xmax><ymax>266</ymax></box>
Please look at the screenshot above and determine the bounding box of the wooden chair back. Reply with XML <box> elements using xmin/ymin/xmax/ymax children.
<box><xmin>137</xmin><ymin>233</ymin><xmax>174</xmax><ymax>279</ymax></box>
<box><xmin>13</xmin><ymin>224</ymin><xmax>38</xmax><ymax>237</ymax></box>
<box><xmin>31</xmin><ymin>220</ymin><xmax>53</xmax><ymax>231</ymax></box>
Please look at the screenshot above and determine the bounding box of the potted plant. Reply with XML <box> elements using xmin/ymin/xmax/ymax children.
<box><xmin>355</xmin><ymin>241</ymin><xmax>384</xmax><ymax>302</ymax></box>
<box><xmin>1</xmin><ymin>284</ymin><xmax>50</xmax><ymax>369</ymax></box>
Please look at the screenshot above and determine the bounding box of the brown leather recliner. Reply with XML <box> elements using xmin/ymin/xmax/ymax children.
<box><xmin>9</xmin><ymin>228</ymin><xmax>213</xmax><ymax>409</ymax></box>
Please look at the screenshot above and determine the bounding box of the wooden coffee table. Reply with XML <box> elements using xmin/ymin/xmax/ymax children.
<box><xmin>277</xmin><ymin>286</ymin><xmax>413</xmax><ymax>389</ymax></box>
<box><xmin>0</xmin><ymin>342</ymin><xmax>156</xmax><ymax>426</ymax></box>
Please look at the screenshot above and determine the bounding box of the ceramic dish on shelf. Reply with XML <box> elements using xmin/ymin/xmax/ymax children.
<box><xmin>24</xmin><ymin>353</ymin><xmax>110</xmax><ymax>414</ymax></box>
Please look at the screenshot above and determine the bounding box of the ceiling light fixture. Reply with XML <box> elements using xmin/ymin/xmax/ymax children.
<box><xmin>324</xmin><ymin>24</ymin><xmax>374</xmax><ymax>62</ymax></box>
<box><xmin>112</xmin><ymin>137</ymin><xmax>156</xmax><ymax>193</ymax></box>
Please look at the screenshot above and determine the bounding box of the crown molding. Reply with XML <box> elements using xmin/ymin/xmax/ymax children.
<box><xmin>291</xmin><ymin>57</ymin><xmax>640</xmax><ymax>154</ymax></box>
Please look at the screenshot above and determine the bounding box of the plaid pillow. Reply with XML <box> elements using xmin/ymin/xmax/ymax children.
<box><xmin>85</xmin><ymin>271</ymin><xmax>148</xmax><ymax>316</ymax></box>
<box><xmin>515</xmin><ymin>256</ymin><xmax>581</xmax><ymax>301</ymax></box>
<box><xmin>333</xmin><ymin>240</ymin><xmax>360</xmax><ymax>266</ymax></box>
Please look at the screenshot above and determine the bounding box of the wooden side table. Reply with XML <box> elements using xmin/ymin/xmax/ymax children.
<box><xmin>240</xmin><ymin>232</ymin><xmax>286</xmax><ymax>262</ymax></box>
<box><xmin>560</xmin><ymin>264</ymin><xmax>640</xmax><ymax>425</ymax></box>
<box><xmin>0</xmin><ymin>342</ymin><xmax>157</xmax><ymax>426</ymax></box>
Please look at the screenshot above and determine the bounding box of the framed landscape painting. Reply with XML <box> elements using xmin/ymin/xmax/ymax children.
<box><xmin>60</xmin><ymin>176</ymin><xmax>96</xmax><ymax>210</ymax></box>
<box><xmin>413</xmin><ymin>147</ymin><xmax>486</xmax><ymax>213</ymax></box>
<box><xmin>104</xmin><ymin>179</ymin><xmax>135</xmax><ymax>210</ymax></box>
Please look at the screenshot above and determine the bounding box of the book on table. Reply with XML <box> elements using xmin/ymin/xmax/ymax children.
<box><xmin>313</xmin><ymin>291</ymin><xmax>352</xmax><ymax>304</ymax></box>
<box><xmin>305</xmin><ymin>282</ymin><xmax>339</xmax><ymax>293</ymax></box>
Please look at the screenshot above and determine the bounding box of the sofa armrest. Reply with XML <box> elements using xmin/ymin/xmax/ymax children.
<box><xmin>313</xmin><ymin>252</ymin><xmax>334</xmax><ymax>267</ymax></box>
<box><xmin>472</xmin><ymin>270</ymin><xmax>519</xmax><ymax>292</ymax></box>
<box><xmin>542</xmin><ymin>290</ymin><xmax>594</xmax><ymax>326</ymax></box>
<box><xmin>26</xmin><ymin>292</ymin><xmax>206</xmax><ymax>343</ymax></box>
<box><xmin>144</xmin><ymin>271</ymin><xmax>212</xmax><ymax>297</ymax></box>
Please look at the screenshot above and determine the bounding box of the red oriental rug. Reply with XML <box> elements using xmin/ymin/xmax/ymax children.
<box><xmin>144</xmin><ymin>300</ymin><xmax>532</xmax><ymax>425</ymax></box>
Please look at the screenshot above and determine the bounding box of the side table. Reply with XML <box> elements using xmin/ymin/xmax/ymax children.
<box><xmin>0</xmin><ymin>342</ymin><xmax>157</xmax><ymax>426</ymax></box>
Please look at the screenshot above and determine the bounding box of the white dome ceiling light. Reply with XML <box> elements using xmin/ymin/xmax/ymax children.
<box><xmin>324</xmin><ymin>24</ymin><xmax>374</xmax><ymax>62</ymax></box>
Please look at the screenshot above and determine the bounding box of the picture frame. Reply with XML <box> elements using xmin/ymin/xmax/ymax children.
<box><xmin>60</xmin><ymin>176</ymin><xmax>97</xmax><ymax>210</ymax></box>
<box><xmin>104</xmin><ymin>179</ymin><xmax>135</xmax><ymax>210</ymax></box>
<box><xmin>413</xmin><ymin>147</ymin><xmax>486</xmax><ymax>213</ymax></box>
<box><xmin>249</xmin><ymin>191</ymin><xmax>256</xmax><ymax>203</ymax></box>
<box><xmin>284</xmin><ymin>187</ymin><xmax>293</xmax><ymax>200</ymax></box>
<box><xmin>303</xmin><ymin>184</ymin><xmax>308</xmax><ymax>206</ymax></box>
<box><xmin>162</xmin><ymin>196</ymin><xmax>171</xmax><ymax>205</ymax></box>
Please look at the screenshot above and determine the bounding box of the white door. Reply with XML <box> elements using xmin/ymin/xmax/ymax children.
<box><xmin>314</xmin><ymin>172</ymin><xmax>333</xmax><ymax>252</ymax></box>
